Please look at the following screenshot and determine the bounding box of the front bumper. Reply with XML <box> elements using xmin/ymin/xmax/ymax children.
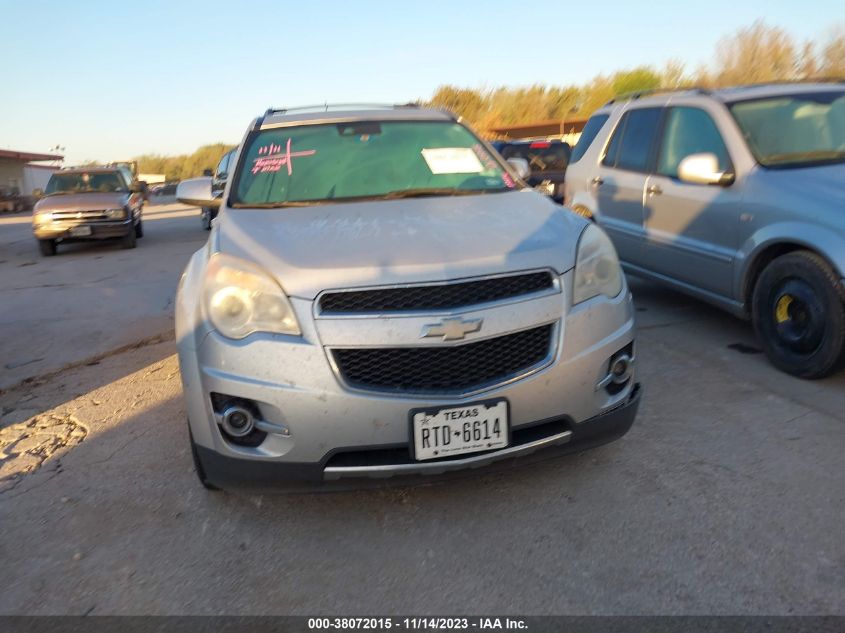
<box><xmin>178</xmin><ymin>263</ymin><xmax>639</xmax><ymax>491</ymax></box>
<box><xmin>33</xmin><ymin>219</ymin><xmax>131</xmax><ymax>241</ymax></box>
<box><xmin>195</xmin><ymin>383</ymin><xmax>641</xmax><ymax>492</ymax></box>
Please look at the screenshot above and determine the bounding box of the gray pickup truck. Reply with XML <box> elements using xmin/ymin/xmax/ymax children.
<box><xmin>31</xmin><ymin>165</ymin><xmax>145</xmax><ymax>255</ymax></box>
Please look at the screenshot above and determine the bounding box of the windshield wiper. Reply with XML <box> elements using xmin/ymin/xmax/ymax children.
<box><xmin>379</xmin><ymin>188</ymin><xmax>499</xmax><ymax>199</ymax></box>
<box><xmin>230</xmin><ymin>200</ymin><xmax>322</xmax><ymax>209</ymax></box>
<box><xmin>763</xmin><ymin>150</ymin><xmax>845</xmax><ymax>165</ymax></box>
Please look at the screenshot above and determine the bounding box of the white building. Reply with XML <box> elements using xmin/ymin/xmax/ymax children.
<box><xmin>0</xmin><ymin>149</ymin><xmax>63</xmax><ymax>194</ymax></box>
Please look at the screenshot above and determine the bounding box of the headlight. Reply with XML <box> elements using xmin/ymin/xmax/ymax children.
<box><xmin>33</xmin><ymin>212</ymin><xmax>52</xmax><ymax>224</ymax></box>
<box><xmin>203</xmin><ymin>252</ymin><xmax>300</xmax><ymax>339</ymax></box>
<box><xmin>106</xmin><ymin>208</ymin><xmax>127</xmax><ymax>219</ymax></box>
<box><xmin>572</xmin><ymin>224</ymin><xmax>623</xmax><ymax>305</ymax></box>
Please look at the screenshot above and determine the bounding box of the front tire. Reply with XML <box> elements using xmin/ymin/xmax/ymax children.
<box><xmin>134</xmin><ymin>216</ymin><xmax>144</xmax><ymax>238</ymax></box>
<box><xmin>752</xmin><ymin>251</ymin><xmax>845</xmax><ymax>378</ymax></box>
<box><xmin>38</xmin><ymin>239</ymin><xmax>57</xmax><ymax>256</ymax></box>
<box><xmin>121</xmin><ymin>225</ymin><xmax>137</xmax><ymax>249</ymax></box>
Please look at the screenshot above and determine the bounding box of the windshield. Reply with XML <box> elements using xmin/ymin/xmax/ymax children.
<box><xmin>45</xmin><ymin>171</ymin><xmax>128</xmax><ymax>195</ymax></box>
<box><xmin>730</xmin><ymin>91</ymin><xmax>845</xmax><ymax>168</ymax></box>
<box><xmin>232</xmin><ymin>120</ymin><xmax>518</xmax><ymax>207</ymax></box>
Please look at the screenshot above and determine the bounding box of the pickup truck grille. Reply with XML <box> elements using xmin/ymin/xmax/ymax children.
<box><xmin>51</xmin><ymin>210</ymin><xmax>118</xmax><ymax>223</ymax></box>
<box><xmin>332</xmin><ymin>324</ymin><xmax>554</xmax><ymax>394</ymax></box>
<box><xmin>319</xmin><ymin>271</ymin><xmax>554</xmax><ymax>314</ymax></box>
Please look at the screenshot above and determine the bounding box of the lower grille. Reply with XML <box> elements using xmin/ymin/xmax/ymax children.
<box><xmin>332</xmin><ymin>324</ymin><xmax>554</xmax><ymax>394</ymax></box>
<box><xmin>324</xmin><ymin>417</ymin><xmax>570</xmax><ymax>468</ymax></box>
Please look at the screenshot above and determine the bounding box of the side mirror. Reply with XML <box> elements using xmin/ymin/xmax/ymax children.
<box><xmin>32</xmin><ymin>188</ymin><xmax>44</xmax><ymax>199</ymax></box>
<box><xmin>506</xmin><ymin>157</ymin><xmax>531</xmax><ymax>180</ymax></box>
<box><xmin>176</xmin><ymin>176</ymin><xmax>220</xmax><ymax>208</ymax></box>
<box><xmin>678</xmin><ymin>153</ymin><xmax>734</xmax><ymax>186</ymax></box>
<box><xmin>130</xmin><ymin>182</ymin><xmax>143</xmax><ymax>193</ymax></box>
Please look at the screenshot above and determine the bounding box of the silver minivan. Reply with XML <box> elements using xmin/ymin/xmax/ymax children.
<box><xmin>176</xmin><ymin>105</ymin><xmax>640</xmax><ymax>491</ymax></box>
<box><xmin>566</xmin><ymin>82</ymin><xmax>845</xmax><ymax>378</ymax></box>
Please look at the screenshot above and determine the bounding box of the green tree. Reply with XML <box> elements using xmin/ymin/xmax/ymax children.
<box><xmin>611</xmin><ymin>66</ymin><xmax>662</xmax><ymax>97</ymax></box>
<box><xmin>134</xmin><ymin>143</ymin><xmax>235</xmax><ymax>182</ymax></box>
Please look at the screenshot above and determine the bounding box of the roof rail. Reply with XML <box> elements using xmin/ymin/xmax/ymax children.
<box><xmin>263</xmin><ymin>102</ymin><xmax>421</xmax><ymax>118</ymax></box>
<box><xmin>721</xmin><ymin>77</ymin><xmax>845</xmax><ymax>90</ymax></box>
<box><xmin>604</xmin><ymin>86</ymin><xmax>710</xmax><ymax>106</ymax></box>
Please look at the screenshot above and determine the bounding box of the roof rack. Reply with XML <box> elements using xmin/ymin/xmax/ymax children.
<box><xmin>604</xmin><ymin>87</ymin><xmax>711</xmax><ymax>106</ymax></box>
<box><xmin>720</xmin><ymin>77</ymin><xmax>845</xmax><ymax>91</ymax></box>
<box><xmin>263</xmin><ymin>102</ymin><xmax>421</xmax><ymax>118</ymax></box>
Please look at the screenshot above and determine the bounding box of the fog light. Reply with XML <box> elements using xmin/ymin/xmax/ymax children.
<box><xmin>609</xmin><ymin>354</ymin><xmax>633</xmax><ymax>385</ymax></box>
<box><xmin>220</xmin><ymin>405</ymin><xmax>255</xmax><ymax>437</ymax></box>
<box><xmin>596</xmin><ymin>346</ymin><xmax>635</xmax><ymax>393</ymax></box>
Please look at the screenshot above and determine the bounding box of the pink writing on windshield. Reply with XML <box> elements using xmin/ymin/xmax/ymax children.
<box><xmin>252</xmin><ymin>138</ymin><xmax>317</xmax><ymax>175</ymax></box>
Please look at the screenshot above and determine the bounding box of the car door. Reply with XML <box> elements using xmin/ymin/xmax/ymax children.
<box><xmin>593</xmin><ymin>107</ymin><xmax>662</xmax><ymax>264</ymax></box>
<box><xmin>641</xmin><ymin>105</ymin><xmax>740</xmax><ymax>297</ymax></box>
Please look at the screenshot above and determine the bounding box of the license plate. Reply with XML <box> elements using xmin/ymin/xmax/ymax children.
<box><xmin>411</xmin><ymin>399</ymin><xmax>509</xmax><ymax>461</ymax></box>
<box><xmin>69</xmin><ymin>226</ymin><xmax>92</xmax><ymax>236</ymax></box>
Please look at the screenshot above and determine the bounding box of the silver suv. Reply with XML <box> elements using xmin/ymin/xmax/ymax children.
<box><xmin>565</xmin><ymin>82</ymin><xmax>845</xmax><ymax>378</ymax></box>
<box><xmin>175</xmin><ymin>104</ymin><xmax>640</xmax><ymax>491</ymax></box>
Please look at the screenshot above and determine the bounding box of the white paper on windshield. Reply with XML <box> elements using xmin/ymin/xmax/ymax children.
<box><xmin>421</xmin><ymin>148</ymin><xmax>484</xmax><ymax>174</ymax></box>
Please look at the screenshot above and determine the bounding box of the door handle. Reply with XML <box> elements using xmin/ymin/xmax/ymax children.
<box><xmin>591</xmin><ymin>176</ymin><xmax>604</xmax><ymax>186</ymax></box>
<box><xmin>647</xmin><ymin>184</ymin><xmax>663</xmax><ymax>195</ymax></box>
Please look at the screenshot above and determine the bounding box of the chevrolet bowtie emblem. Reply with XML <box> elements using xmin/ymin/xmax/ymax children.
<box><xmin>420</xmin><ymin>317</ymin><xmax>483</xmax><ymax>341</ymax></box>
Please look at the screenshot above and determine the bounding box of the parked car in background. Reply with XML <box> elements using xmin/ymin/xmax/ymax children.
<box><xmin>0</xmin><ymin>186</ymin><xmax>27</xmax><ymax>213</ymax></box>
<box><xmin>498</xmin><ymin>139</ymin><xmax>571</xmax><ymax>202</ymax></box>
<box><xmin>31</xmin><ymin>165</ymin><xmax>145</xmax><ymax>255</ymax></box>
<box><xmin>198</xmin><ymin>148</ymin><xmax>236</xmax><ymax>230</ymax></box>
<box><xmin>565</xmin><ymin>82</ymin><xmax>845</xmax><ymax>378</ymax></box>
<box><xmin>175</xmin><ymin>104</ymin><xmax>640</xmax><ymax>491</ymax></box>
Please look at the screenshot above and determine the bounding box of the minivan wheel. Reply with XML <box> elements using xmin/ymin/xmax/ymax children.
<box><xmin>38</xmin><ymin>239</ymin><xmax>57</xmax><ymax>256</ymax></box>
<box><xmin>189</xmin><ymin>425</ymin><xmax>221</xmax><ymax>491</ymax></box>
<box><xmin>752</xmin><ymin>251</ymin><xmax>845</xmax><ymax>379</ymax></box>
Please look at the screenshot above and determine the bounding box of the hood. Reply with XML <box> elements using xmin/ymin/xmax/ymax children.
<box><xmin>34</xmin><ymin>191</ymin><xmax>130</xmax><ymax>212</ymax></box>
<box><xmin>217</xmin><ymin>190</ymin><xmax>586</xmax><ymax>299</ymax></box>
<box><xmin>749</xmin><ymin>162</ymin><xmax>845</xmax><ymax>217</ymax></box>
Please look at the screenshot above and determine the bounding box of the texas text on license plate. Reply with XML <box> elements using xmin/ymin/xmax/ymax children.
<box><xmin>410</xmin><ymin>399</ymin><xmax>509</xmax><ymax>461</ymax></box>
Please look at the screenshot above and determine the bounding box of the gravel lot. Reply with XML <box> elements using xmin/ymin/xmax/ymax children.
<box><xmin>0</xmin><ymin>201</ymin><xmax>843</xmax><ymax>615</ymax></box>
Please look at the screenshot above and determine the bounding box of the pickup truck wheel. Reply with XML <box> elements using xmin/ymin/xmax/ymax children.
<box><xmin>38</xmin><ymin>239</ymin><xmax>57</xmax><ymax>257</ymax></box>
<box><xmin>121</xmin><ymin>225</ymin><xmax>137</xmax><ymax>249</ymax></box>
<box><xmin>189</xmin><ymin>425</ymin><xmax>221</xmax><ymax>491</ymax></box>
<box><xmin>135</xmin><ymin>217</ymin><xmax>144</xmax><ymax>238</ymax></box>
<box><xmin>752</xmin><ymin>251</ymin><xmax>845</xmax><ymax>378</ymax></box>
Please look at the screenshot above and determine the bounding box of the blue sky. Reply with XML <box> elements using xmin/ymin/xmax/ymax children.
<box><xmin>2</xmin><ymin>0</ymin><xmax>842</xmax><ymax>164</ymax></box>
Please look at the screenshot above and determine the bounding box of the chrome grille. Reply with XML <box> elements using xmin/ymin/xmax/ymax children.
<box><xmin>51</xmin><ymin>210</ymin><xmax>116</xmax><ymax>223</ymax></box>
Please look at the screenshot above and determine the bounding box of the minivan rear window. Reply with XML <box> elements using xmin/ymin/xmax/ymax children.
<box><xmin>570</xmin><ymin>114</ymin><xmax>609</xmax><ymax>163</ymax></box>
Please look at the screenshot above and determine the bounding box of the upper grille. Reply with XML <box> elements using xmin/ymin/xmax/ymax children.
<box><xmin>332</xmin><ymin>324</ymin><xmax>554</xmax><ymax>394</ymax></box>
<box><xmin>319</xmin><ymin>272</ymin><xmax>554</xmax><ymax>314</ymax></box>
<box><xmin>51</xmin><ymin>210</ymin><xmax>114</xmax><ymax>223</ymax></box>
